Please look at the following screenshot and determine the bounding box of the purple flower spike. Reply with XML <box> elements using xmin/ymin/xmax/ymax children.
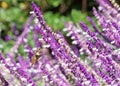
<box><xmin>1</xmin><ymin>0</ymin><xmax>120</xmax><ymax>86</ymax></box>
<box><xmin>0</xmin><ymin>73</ymin><xmax>9</xmax><ymax>86</ymax></box>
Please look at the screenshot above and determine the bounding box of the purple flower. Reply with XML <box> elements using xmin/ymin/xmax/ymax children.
<box><xmin>1</xmin><ymin>0</ymin><xmax>120</xmax><ymax>86</ymax></box>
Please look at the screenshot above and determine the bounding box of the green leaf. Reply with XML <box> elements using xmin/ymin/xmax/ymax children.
<box><xmin>71</xmin><ymin>9</ymin><xmax>87</xmax><ymax>23</ymax></box>
<box><xmin>46</xmin><ymin>0</ymin><xmax>63</xmax><ymax>7</ymax></box>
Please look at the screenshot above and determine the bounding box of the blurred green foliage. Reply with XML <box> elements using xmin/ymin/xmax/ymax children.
<box><xmin>0</xmin><ymin>0</ymin><xmax>97</xmax><ymax>31</ymax></box>
<box><xmin>46</xmin><ymin>0</ymin><xmax>63</xmax><ymax>7</ymax></box>
<box><xmin>0</xmin><ymin>7</ymin><xmax>27</xmax><ymax>30</ymax></box>
<box><xmin>44</xmin><ymin>9</ymin><xmax>90</xmax><ymax>31</ymax></box>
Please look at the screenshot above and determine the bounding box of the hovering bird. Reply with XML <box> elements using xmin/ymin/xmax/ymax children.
<box><xmin>31</xmin><ymin>48</ymin><xmax>41</xmax><ymax>65</ymax></box>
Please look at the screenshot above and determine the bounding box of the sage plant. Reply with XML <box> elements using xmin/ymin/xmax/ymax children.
<box><xmin>0</xmin><ymin>0</ymin><xmax>120</xmax><ymax>86</ymax></box>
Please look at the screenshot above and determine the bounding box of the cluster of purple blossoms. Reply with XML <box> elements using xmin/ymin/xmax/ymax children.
<box><xmin>0</xmin><ymin>0</ymin><xmax>120</xmax><ymax>86</ymax></box>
